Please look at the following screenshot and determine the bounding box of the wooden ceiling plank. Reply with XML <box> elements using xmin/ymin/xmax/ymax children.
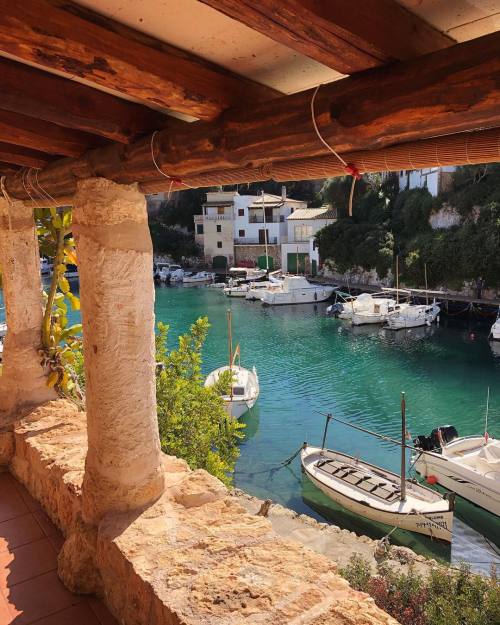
<box><xmin>0</xmin><ymin>0</ymin><xmax>279</xmax><ymax>121</ymax></box>
<box><xmin>0</xmin><ymin>110</ymin><xmax>100</xmax><ymax>157</ymax></box>
<box><xmin>200</xmin><ymin>0</ymin><xmax>455</xmax><ymax>73</ymax></box>
<box><xmin>0</xmin><ymin>57</ymin><xmax>168</xmax><ymax>143</ymax></box>
<box><xmin>0</xmin><ymin>142</ymin><xmax>52</xmax><ymax>168</ymax></box>
<box><xmin>3</xmin><ymin>31</ymin><xmax>500</xmax><ymax>199</ymax></box>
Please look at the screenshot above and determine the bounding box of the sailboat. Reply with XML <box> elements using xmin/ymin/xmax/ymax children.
<box><xmin>301</xmin><ymin>394</ymin><xmax>454</xmax><ymax>542</ymax></box>
<box><xmin>204</xmin><ymin>310</ymin><xmax>259</xmax><ymax>418</ymax></box>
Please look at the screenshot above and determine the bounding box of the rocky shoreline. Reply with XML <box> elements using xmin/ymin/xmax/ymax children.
<box><xmin>232</xmin><ymin>488</ymin><xmax>441</xmax><ymax>577</ymax></box>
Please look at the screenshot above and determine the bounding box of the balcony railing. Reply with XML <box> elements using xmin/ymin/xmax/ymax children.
<box><xmin>204</xmin><ymin>214</ymin><xmax>233</xmax><ymax>221</ymax></box>
<box><xmin>248</xmin><ymin>215</ymin><xmax>284</xmax><ymax>223</ymax></box>
<box><xmin>234</xmin><ymin>237</ymin><xmax>278</xmax><ymax>245</ymax></box>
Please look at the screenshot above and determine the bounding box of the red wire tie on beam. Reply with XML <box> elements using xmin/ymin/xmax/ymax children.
<box><xmin>344</xmin><ymin>163</ymin><xmax>362</xmax><ymax>180</ymax></box>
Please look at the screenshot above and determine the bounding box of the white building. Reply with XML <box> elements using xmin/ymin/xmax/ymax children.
<box><xmin>397</xmin><ymin>166</ymin><xmax>455</xmax><ymax>196</ymax></box>
<box><xmin>281</xmin><ymin>206</ymin><xmax>337</xmax><ymax>274</ymax></box>
<box><xmin>194</xmin><ymin>189</ymin><xmax>307</xmax><ymax>270</ymax></box>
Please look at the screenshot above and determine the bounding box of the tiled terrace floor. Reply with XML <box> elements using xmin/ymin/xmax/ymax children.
<box><xmin>0</xmin><ymin>472</ymin><xmax>117</xmax><ymax>625</ymax></box>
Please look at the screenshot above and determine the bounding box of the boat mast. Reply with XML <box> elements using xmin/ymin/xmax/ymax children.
<box><xmin>321</xmin><ymin>413</ymin><xmax>332</xmax><ymax>449</ymax></box>
<box><xmin>400</xmin><ymin>391</ymin><xmax>407</xmax><ymax>502</ymax></box>
<box><xmin>262</xmin><ymin>190</ymin><xmax>269</xmax><ymax>272</ymax></box>
<box><xmin>424</xmin><ymin>263</ymin><xmax>429</xmax><ymax>306</ymax></box>
<box><xmin>227</xmin><ymin>309</ymin><xmax>233</xmax><ymax>400</ymax></box>
<box><xmin>396</xmin><ymin>255</ymin><xmax>400</xmax><ymax>305</ymax></box>
<box><xmin>485</xmin><ymin>386</ymin><xmax>490</xmax><ymax>441</ymax></box>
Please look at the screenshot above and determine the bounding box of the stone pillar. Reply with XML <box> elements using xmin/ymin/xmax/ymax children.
<box><xmin>73</xmin><ymin>178</ymin><xmax>164</xmax><ymax>525</ymax></box>
<box><xmin>0</xmin><ymin>197</ymin><xmax>56</xmax><ymax>425</ymax></box>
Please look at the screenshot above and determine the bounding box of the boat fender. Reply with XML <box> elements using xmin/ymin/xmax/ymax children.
<box><xmin>314</xmin><ymin>292</ymin><xmax>318</xmax><ymax>301</ymax></box>
<box><xmin>426</xmin><ymin>474</ymin><xmax>438</xmax><ymax>485</ymax></box>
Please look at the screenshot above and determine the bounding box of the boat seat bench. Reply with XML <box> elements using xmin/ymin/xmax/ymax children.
<box><xmin>316</xmin><ymin>459</ymin><xmax>401</xmax><ymax>502</ymax></box>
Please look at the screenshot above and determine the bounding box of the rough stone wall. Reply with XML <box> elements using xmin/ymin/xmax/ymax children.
<box><xmin>234</xmin><ymin>244</ymin><xmax>281</xmax><ymax>268</ymax></box>
<box><xmin>0</xmin><ymin>198</ymin><xmax>56</xmax><ymax>424</ymax></box>
<box><xmin>5</xmin><ymin>401</ymin><xmax>397</xmax><ymax>625</ymax></box>
<box><xmin>429</xmin><ymin>204</ymin><xmax>461</xmax><ymax>229</ymax></box>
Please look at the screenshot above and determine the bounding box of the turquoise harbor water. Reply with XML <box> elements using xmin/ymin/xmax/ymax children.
<box><xmin>2</xmin><ymin>282</ymin><xmax>499</xmax><ymax>571</ymax></box>
<box><xmin>155</xmin><ymin>284</ymin><xmax>500</xmax><ymax>572</ymax></box>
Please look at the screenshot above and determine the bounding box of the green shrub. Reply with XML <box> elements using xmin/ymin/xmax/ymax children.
<box><xmin>341</xmin><ymin>556</ymin><xmax>500</xmax><ymax>625</ymax></box>
<box><xmin>155</xmin><ymin>318</ymin><xmax>244</xmax><ymax>485</ymax></box>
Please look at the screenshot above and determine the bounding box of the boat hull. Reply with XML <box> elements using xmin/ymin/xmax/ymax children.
<box><xmin>302</xmin><ymin>447</ymin><xmax>453</xmax><ymax>542</ymax></box>
<box><xmin>414</xmin><ymin>448</ymin><xmax>500</xmax><ymax>518</ymax></box>
<box><xmin>261</xmin><ymin>286</ymin><xmax>334</xmax><ymax>306</ymax></box>
<box><xmin>306</xmin><ymin>471</ymin><xmax>453</xmax><ymax>541</ymax></box>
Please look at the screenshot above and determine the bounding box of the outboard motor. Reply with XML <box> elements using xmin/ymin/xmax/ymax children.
<box><xmin>327</xmin><ymin>302</ymin><xmax>344</xmax><ymax>317</ymax></box>
<box><xmin>414</xmin><ymin>425</ymin><xmax>458</xmax><ymax>451</ymax></box>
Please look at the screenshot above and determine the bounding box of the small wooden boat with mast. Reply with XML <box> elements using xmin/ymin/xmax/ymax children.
<box><xmin>301</xmin><ymin>393</ymin><xmax>454</xmax><ymax>542</ymax></box>
<box><xmin>204</xmin><ymin>309</ymin><xmax>259</xmax><ymax>418</ymax></box>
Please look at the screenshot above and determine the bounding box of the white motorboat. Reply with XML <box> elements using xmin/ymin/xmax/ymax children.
<box><xmin>302</xmin><ymin>445</ymin><xmax>454</xmax><ymax>541</ymax></box>
<box><xmin>204</xmin><ymin>364</ymin><xmax>259</xmax><ymax>418</ymax></box>
<box><xmin>155</xmin><ymin>263</ymin><xmax>184</xmax><ymax>283</ymax></box>
<box><xmin>260</xmin><ymin>275</ymin><xmax>335</xmax><ymax>306</ymax></box>
<box><xmin>352</xmin><ymin>298</ymin><xmax>409</xmax><ymax>326</ymax></box>
<box><xmin>490</xmin><ymin>308</ymin><xmax>500</xmax><ymax>340</ymax></box>
<box><xmin>246</xmin><ymin>271</ymin><xmax>283</xmax><ymax>301</ymax></box>
<box><xmin>228</xmin><ymin>267</ymin><xmax>267</xmax><ymax>282</ymax></box>
<box><xmin>223</xmin><ymin>283</ymin><xmax>249</xmax><ymax>297</ymax></box>
<box><xmin>413</xmin><ymin>426</ymin><xmax>500</xmax><ymax>518</ymax></box>
<box><xmin>183</xmin><ymin>271</ymin><xmax>215</xmax><ymax>284</ymax></box>
<box><xmin>0</xmin><ymin>321</ymin><xmax>7</xmax><ymax>338</ymax></box>
<box><xmin>204</xmin><ymin>310</ymin><xmax>259</xmax><ymax>418</ymax></box>
<box><xmin>386</xmin><ymin>301</ymin><xmax>440</xmax><ymax>330</ymax></box>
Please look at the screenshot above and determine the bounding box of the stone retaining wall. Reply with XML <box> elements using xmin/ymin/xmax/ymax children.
<box><xmin>0</xmin><ymin>400</ymin><xmax>397</xmax><ymax>625</ymax></box>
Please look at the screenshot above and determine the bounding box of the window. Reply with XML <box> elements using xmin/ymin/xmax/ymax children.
<box><xmin>217</xmin><ymin>206</ymin><xmax>225</xmax><ymax>215</ymax></box>
<box><xmin>217</xmin><ymin>241</ymin><xmax>222</xmax><ymax>249</ymax></box>
<box><xmin>239</xmin><ymin>229</ymin><xmax>245</xmax><ymax>237</ymax></box>
<box><xmin>216</xmin><ymin>224</ymin><xmax>222</xmax><ymax>233</ymax></box>
<box><xmin>238</xmin><ymin>209</ymin><xmax>244</xmax><ymax>217</ymax></box>
<box><xmin>294</xmin><ymin>224</ymin><xmax>313</xmax><ymax>241</ymax></box>
<box><xmin>196</xmin><ymin>224</ymin><xmax>204</xmax><ymax>235</ymax></box>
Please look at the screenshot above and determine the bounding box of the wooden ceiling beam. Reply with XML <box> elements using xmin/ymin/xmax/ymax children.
<box><xmin>0</xmin><ymin>143</ymin><xmax>53</xmax><ymax>168</ymax></box>
<box><xmin>0</xmin><ymin>110</ymin><xmax>101</xmax><ymax>157</ymax></box>
<box><xmin>0</xmin><ymin>0</ymin><xmax>279</xmax><ymax>121</ymax></box>
<box><xmin>3</xmin><ymin>32</ymin><xmax>500</xmax><ymax>199</ymax></box>
<box><xmin>0</xmin><ymin>57</ymin><xmax>168</xmax><ymax>143</ymax></box>
<box><xmin>200</xmin><ymin>0</ymin><xmax>455</xmax><ymax>73</ymax></box>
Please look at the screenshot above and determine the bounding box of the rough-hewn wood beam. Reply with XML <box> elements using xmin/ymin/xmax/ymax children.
<box><xmin>0</xmin><ymin>110</ymin><xmax>100</xmax><ymax>157</ymax></box>
<box><xmin>0</xmin><ymin>143</ymin><xmax>52</xmax><ymax>169</ymax></box>
<box><xmin>4</xmin><ymin>32</ymin><xmax>500</xmax><ymax>199</ymax></box>
<box><xmin>200</xmin><ymin>0</ymin><xmax>455</xmax><ymax>73</ymax></box>
<box><xmin>0</xmin><ymin>57</ymin><xmax>167</xmax><ymax>143</ymax></box>
<box><xmin>0</xmin><ymin>0</ymin><xmax>279</xmax><ymax>121</ymax></box>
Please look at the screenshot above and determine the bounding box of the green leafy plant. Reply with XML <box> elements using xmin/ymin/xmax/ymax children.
<box><xmin>36</xmin><ymin>206</ymin><xmax>83</xmax><ymax>399</ymax></box>
<box><xmin>155</xmin><ymin>318</ymin><xmax>244</xmax><ymax>484</ymax></box>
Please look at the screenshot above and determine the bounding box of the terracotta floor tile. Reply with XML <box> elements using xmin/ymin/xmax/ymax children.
<box><xmin>32</xmin><ymin>511</ymin><xmax>61</xmax><ymax>540</ymax></box>
<box><xmin>47</xmin><ymin>534</ymin><xmax>65</xmax><ymax>555</ymax></box>
<box><xmin>87</xmin><ymin>598</ymin><xmax>119</xmax><ymax>625</ymax></box>
<box><xmin>26</xmin><ymin>603</ymin><xmax>103</xmax><ymax>625</ymax></box>
<box><xmin>0</xmin><ymin>515</ymin><xmax>45</xmax><ymax>553</ymax></box>
<box><xmin>12</xmin><ymin>485</ymin><xmax>41</xmax><ymax>514</ymax></box>
<box><xmin>0</xmin><ymin>538</ymin><xmax>58</xmax><ymax>587</ymax></box>
<box><xmin>4</xmin><ymin>570</ymin><xmax>82</xmax><ymax>625</ymax></box>
<box><xmin>0</xmin><ymin>487</ymin><xmax>28</xmax><ymax>524</ymax></box>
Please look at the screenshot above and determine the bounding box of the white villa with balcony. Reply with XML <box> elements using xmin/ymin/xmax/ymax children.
<box><xmin>194</xmin><ymin>189</ymin><xmax>307</xmax><ymax>270</ymax></box>
<box><xmin>281</xmin><ymin>206</ymin><xmax>337</xmax><ymax>274</ymax></box>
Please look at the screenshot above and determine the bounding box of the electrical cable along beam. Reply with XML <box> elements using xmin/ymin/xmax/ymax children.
<box><xmin>2</xmin><ymin>31</ymin><xmax>500</xmax><ymax>200</ymax></box>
